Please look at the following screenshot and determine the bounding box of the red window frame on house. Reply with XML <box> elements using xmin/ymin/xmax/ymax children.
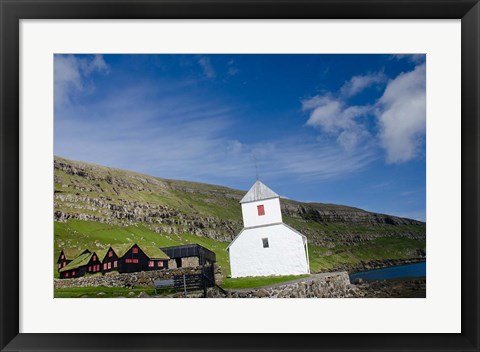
<box><xmin>257</xmin><ymin>204</ymin><xmax>265</xmax><ymax>216</ymax></box>
<box><xmin>58</xmin><ymin>263</ymin><xmax>61</xmax><ymax>269</ymax></box>
<box><xmin>149</xmin><ymin>261</ymin><xmax>154</xmax><ymax>267</ymax></box>
<box><xmin>65</xmin><ymin>272</ymin><xmax>69</xmax><ymax>278</ymax></box>
<box><xmin>61</xmin><ymin>254</ymin><xmax>64</xmax><ymax>259</ymax></box>
<box><xmin>132</xmin><ymin>259</ymin><xmax>139</xmax><ymax>264</ymax></box>
<box><xmin>72</xmin><ymin>271</ymin><xmax>75</xmax><ymax>277</ymax></box>
<box><xmin>108</xmin><ymin>262</ymin><xmax>111</xmax><ymax>269</ymax></box>
<box><xmin>62</xmin><ymin>262</ymin><xmax>66</xmax><ymax>267</ymax></box>
<box><xmin>103</xmin><ymin>263</ymin><xmax>107</xmax><ymax>270</ymax></box>
<box><xmin>125</xmin><ymin>258</ymin><xmax>132</xmax><ymax>264</ymax></box>
<box><xmin>96</xmin><ymin>265</ymin><xmax>100</xmax><ymax>271</ymax></box>
<box><xmin>158</xmin><ymin>261</ymin><xmax>163</xmax><ymax>268</ymax></box>
<box><xmin>114</xmin><ymin>261</ymin><xmax>117</xmax><ymax>268</ymax></box>
<box><xmin>132</xmin><ymin>247</ymin><xmax>138</xmax><ymax>254</ymax></box>
<box><xmin>108</xmin><ymin>251</ymin><xmax>113</xmax><ymax>257</ymax></box>
<box><xmin>93</xmin><ymin>255</ymin><xmax>97</xmax><ymax>261</ymax></box>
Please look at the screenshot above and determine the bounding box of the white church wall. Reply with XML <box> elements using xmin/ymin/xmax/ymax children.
<box><xmin>229</xmin><ymin>224</ymin><xmax>309</xmax><ymax>278</ymax></box>
<box><xmin>241</xmin><ymin>197</ymin><xmax>283</xmax><ymax>228</ymax></box>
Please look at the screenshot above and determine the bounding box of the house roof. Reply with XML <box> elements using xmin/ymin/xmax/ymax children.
<box><xmin>140</xmin><ymin>245</ymin><xmax>170</xmax><ymax>260</ymax></box>
<box><xmin>226</xmin><ymin>222</ymin><xmax>307</xmax><ymax>250</ymax></box>
<box><xmin>59</xmin><ymin>252</ymin><xmax>94</xmax><ymax>272</ymax></box>
<box><xmin>161</xmin><ymin>244</ymin><xmax>216</xmax><ymax>262</ymax></box>
<box><xmin>58</xmin><ymin>248</ymin><xmax>91</xmax><ymax>262</ymax></box>
<box><xmin>112</xmin><ymin>243</ymin><xmax>135</xmax><ymax>258</ymax></box>
<box><xmin>240</xmin><ymin>180</ymin><xmax>279</xmax><ymax>204</ymax></box>
<box><xmin>96</xmin><ymin>248</ymin><xmax>110</xmax><ymax>262</ymax></box>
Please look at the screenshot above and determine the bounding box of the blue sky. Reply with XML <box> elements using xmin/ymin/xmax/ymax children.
<box><xmin>54</xmin><ymin>54</ymin><xmax>426</xmax><ymax>221</ymax></box>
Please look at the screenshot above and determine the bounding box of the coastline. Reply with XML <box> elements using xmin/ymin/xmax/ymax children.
<box><xmin>316</xmin><ymin>257</ymin><xmax>426</xmax><ymax>275</ymax></box>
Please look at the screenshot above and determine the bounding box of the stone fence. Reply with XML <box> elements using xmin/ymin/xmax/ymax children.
<box><xmin>54</xmin><ymin>265</ymin><xmax>223</xmax><ymax>289</ymax></box>
<box><xmin>207</xmin><ymin>272</ymin><xmax>356</xmax><ymax>298</ymax></box>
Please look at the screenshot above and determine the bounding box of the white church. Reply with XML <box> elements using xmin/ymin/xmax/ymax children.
<box><xmin>227</xmin><ymin>180</ymin><xmax>310</xmax><ymax>278</ymax></box>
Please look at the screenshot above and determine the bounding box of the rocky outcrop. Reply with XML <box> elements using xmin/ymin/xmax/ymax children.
<box><xmin>206</xmin><ymin>272</ymin><xmax>357</xmax><ymax>298</ymax></box>
<box><xmin>53</xmin><ymin>156</ymin><xmax>426</xmax><ymax>245</ymax></box>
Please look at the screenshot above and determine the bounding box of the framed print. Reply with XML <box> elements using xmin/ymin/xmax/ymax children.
<box><xmin>1</xmin><ymin>0</ymin><xmax>479</xmax><ymax>351</ymax></box>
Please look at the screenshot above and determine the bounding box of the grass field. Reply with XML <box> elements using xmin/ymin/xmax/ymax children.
<box><xmin>221</xmin><ymin>275</ymin><xmax>309</xmax><ymax>289</ymax></box>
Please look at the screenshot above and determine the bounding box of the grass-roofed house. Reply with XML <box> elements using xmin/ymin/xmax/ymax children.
<box><xmin>57</xmin><ymin>249</ymin><xmax>90</xmax><ymax>272</ymax></box>
<box><xmin>100</xmin><ymin>244</ymin><xmax>131</xmax><ymax>273</ymax></box>
<box><xmin>117</xmin><ymin>243</ymin><xmax>170</xmax><ymax>273</ymax></box>
<box><xmin>59</xmin><ymin>251</ymin><xmax>102</xmax><ymax>279</ymax></box>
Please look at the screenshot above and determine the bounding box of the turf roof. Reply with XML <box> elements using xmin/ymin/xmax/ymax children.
<box><xmin>111</xmin><ymin>243</ymin><xmax>135</xmax><ymax>258</ymax></box>
<box><xmin>140</xmin><ymin>245</ymin><xmax>169</xmax><ymax>260</ymax></box>
<box><xmin>59</xmin><ymin>252</ymin><xmax>94</xmax><ymax>272</ymax></box>
<box><xmin>59</xmin><ymin>248</ymin><xmax>91</xmax><ymax>261</ymax></box>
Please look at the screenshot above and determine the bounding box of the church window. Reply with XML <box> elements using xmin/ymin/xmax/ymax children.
<box><xmin>257</xmin><ymin>205</ymin><xmax>265</xmax><ymax>216</ymax></box>
<box><xmin>262</xmin><ymin>238</ymin><xmax>269</xmax><ymax>248</ymax></box>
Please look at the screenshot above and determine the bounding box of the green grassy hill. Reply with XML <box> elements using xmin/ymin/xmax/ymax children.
<box><xmin>54</xmin><ymin>156</ymin><xmax>426</xmax><ymax>278</ymax></box>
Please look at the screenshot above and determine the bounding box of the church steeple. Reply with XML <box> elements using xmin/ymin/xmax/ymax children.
<box><xmin>240</xmin><ymin>180</ymin><xmax>279</xmax><ymax>204</ymax></box>
<box><xmin>240</xmin><ymin>180</ymin><xmax>282</xmax><ymax>228</ymax></box>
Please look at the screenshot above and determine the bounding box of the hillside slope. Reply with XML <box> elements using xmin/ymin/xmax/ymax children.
<box><xmin>54</xmin><ymin>156</ymin><xmax>426</xmax><ymax>276</ymax></box>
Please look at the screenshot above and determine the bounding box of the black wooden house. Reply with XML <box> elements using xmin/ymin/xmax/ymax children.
<box><xmin>117</xmin><ymin>243</ymin><xmax>169</xmax><ymax>273</ymax></box>
<box><xmin>100</xmin><ymin>245</ymin><xmax>125</xmax><ymax>273</ymax></box>
<box><xmin>59</xmin><ymin>251</ymin><xmax>102</xmax><ymax>279</ymax></box>
<box><xmin>57</xmin><ymin>249</ymin><xmax>90</xmax><ymax>272</ymax></box>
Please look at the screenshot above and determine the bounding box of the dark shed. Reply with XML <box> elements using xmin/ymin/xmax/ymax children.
<box><xmin>161</xmin><ymin>244</ymin><xmax>216</xmax><ymax>268</ymax></box>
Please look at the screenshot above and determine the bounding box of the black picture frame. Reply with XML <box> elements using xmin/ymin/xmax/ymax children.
<box><xmin>1</xmin><ymin>0</ymin><xmax>479</xmax><ymax>351</ymax></box>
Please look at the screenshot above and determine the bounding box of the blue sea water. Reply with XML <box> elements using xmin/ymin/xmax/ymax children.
<box><xmin>349</xmin><ymin>261</ymin><xmax>426</xmax><ymax>283</ymax></box>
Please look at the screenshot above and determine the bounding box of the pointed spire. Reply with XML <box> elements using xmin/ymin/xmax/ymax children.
<box><xmin>240</xmin><ymin>180</ymin><xmax>279</xmax><ymax>203</ymax></box>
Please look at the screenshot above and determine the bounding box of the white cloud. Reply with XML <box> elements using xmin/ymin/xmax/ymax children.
<box><xmin>302</xmin><ymin>95</ymin><xmax>371</xmax><ymax>151</ymax></box>
<box><xmin>198</xmin><ymin>56</ymin><xmax>215</xmax><ymax>78</ymax></box>
<box><xmin>54</xmin><ymin>55</ymin><xmax>109</xmax><ymax>106</ymax></box>
<box><xmin>303</xmin><ymin>64</ymin><xmax>425</xmax><ymax>163</ymax></box>
<box><xmin>375</xmin><ymin>63</ymin><xmax>426</xmax><ymax>163</ymax></box>
<box><xmin>340</xmin><ymin>72</ymin><xmax>386</xmax><ymax>97</ymax></box>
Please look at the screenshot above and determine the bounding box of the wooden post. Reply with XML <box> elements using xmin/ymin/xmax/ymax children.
<box><xmin>183</xmin><ymin>274</ymin><xmax>187</xmax><ymax>297</ymax></box>
<box><xmin>202</xmin><ymin>256</ymin><xmax>207</xmax><ymax>298</ymax></box>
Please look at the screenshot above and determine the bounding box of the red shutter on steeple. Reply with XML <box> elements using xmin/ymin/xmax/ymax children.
<box><xmin>257</xmin><ymin>205</ymin><xmax>265</xmax><ymax>216</ymax></box>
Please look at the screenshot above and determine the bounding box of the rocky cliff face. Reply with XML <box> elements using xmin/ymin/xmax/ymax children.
<box><xmin>54</xmin><ymin>157</ymin><xmax>425</xmax><ymax>246</ymax></box>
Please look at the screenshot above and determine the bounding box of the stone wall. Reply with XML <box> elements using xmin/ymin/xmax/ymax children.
<box><xmin>167</xmin><ymin>256</ymin><xmax>200</xmax><ymax>269</ymax></box>
<box><xmin>54</xmin><ymin>265</ymin><xmax>222</xmax><ymax>289</ymax></box>
<box><xmin>207</xmin><ymin>272</ymin><xmax>356</xmax><ymax>298</ymax></box>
